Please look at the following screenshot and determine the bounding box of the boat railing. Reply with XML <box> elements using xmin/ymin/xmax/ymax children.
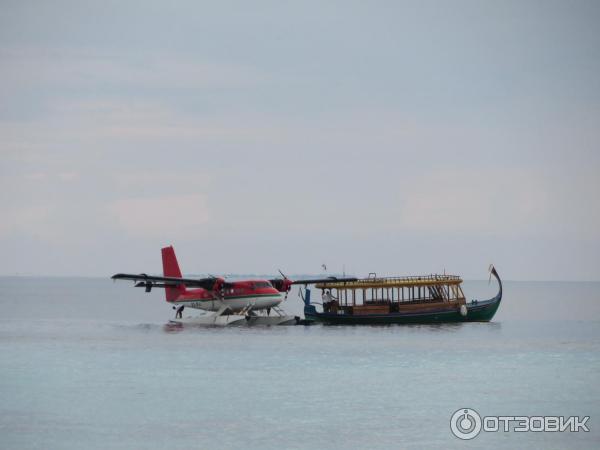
<box><xmin>315</xmin><ymin>273</ymin><xmax>463</xmax><ymax>289</ymax></box>
<box><xmin>350</xmin><ymin>274</ymin><xmax>461</xmax><ymax>284</ymax></box>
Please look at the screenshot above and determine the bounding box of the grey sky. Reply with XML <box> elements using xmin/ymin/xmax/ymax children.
<box><xmin>1</xmin><ymin>0</ymin><xmax>599</xmax><ymax>280</ymax></box>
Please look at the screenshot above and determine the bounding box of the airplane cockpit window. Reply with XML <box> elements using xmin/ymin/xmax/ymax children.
<box><xmin>254</xmin><ymin>281</ymin><xmax>272</xmax><ymax>288</ymax></box>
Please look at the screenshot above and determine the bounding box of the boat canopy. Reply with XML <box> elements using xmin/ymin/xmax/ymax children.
<box><xmin>315</xmin><ymin>274</ymin><xmax>463</xmax><ymax>290</ymax></box>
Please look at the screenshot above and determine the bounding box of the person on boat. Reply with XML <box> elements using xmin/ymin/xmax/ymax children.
<box><xmin>322</xmin><ymin>290</ymin><xmax>330</xmax><ymax>312</ymax></box>
<box><xmin>322</xmin><ymin>290</ymin><xmax>338</xmax><ymax>312</ymax></box>
<box><xmin>176</xmin><ymin>305</ymin><xmax>185</xmax><ymax>319</ymax></box>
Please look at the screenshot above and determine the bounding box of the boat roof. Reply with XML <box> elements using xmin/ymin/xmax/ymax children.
<box><xmin>315</xmin><ymin>274</ymin><xmax>463</xmax><ymax>289</ymax></box>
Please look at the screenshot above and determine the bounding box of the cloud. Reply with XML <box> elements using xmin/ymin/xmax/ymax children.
<box><xmin>396</xmin><ymin>167</ymin><xmax>600</xmax><ymax>240</ymax></box>
<box><xmin>0</xmin><ymin>46</ymin><xmax>267</xmax><ymax>92</ymax></box>
<box><xmin>0</xmin><ymin>204</ymin><xmax>54</xmax><ymax>238</ymax></box>
<box><xmin>0</xmin><ymin>97</ymin><xmax>287</xmax><ymax>164</ymax></box>
<box><xmin>107</xmin><ymin>194</ymin><xmax>210</xmax><ymax>238</ymax></box>
<box><xmin>57</xmin><ymin>171</ymin><xmax>80</xmax><ymax>181</ymax></box>
<box><xmin>398</xmin><ymin>168</ymin><xmax>550</xmax><ymax>235</ymax></box>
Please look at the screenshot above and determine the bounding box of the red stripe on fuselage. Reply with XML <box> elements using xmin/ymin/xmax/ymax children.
<box><xmin>169</xmin><ymin>280</ymin><xmax>280</xmax><ymax>303</ymax></box>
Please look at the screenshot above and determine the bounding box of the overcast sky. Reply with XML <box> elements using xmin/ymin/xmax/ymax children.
<box><xmin>1</xmin><ymin>0</ymin><xmax>599</xmax><ymax>280</ymax></box>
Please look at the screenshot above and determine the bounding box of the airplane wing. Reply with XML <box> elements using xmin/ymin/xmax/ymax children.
<box><xmin>111</xmin><ymin>273</ymin><xmax>219</xmax><ymax>290</ymax></box>
<box><xmin>289</xmin><ymin>276</ymin><xmax>358</xmax><ymax>285</ymax></box>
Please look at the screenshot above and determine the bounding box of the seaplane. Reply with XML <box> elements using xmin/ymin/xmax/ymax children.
<box><xmin>111</xmin><ymin>246</ymin><xmax>357</xmax><ymax>326</ymax></box>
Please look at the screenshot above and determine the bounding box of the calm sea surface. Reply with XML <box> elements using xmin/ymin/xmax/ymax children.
<box><xmin>1</xmin><ymin>277</ymin><xmax>599</xmax><ymax>449</ymax></box>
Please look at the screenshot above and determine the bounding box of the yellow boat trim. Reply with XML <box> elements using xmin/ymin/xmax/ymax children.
<box><xmin>315</xmin><ymin>274</ymin><xmax>463</xmax><ymax>289</ymax></box>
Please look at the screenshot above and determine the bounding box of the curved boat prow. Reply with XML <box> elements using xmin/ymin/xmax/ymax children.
<box><xmin>489</xmin><ymin>264</ymin><xmax>502</xmax><ymax>302</ymax></box>
<box><xmin>465</xmin><ymin>265</ymin><xmax>502</xmax><ymax>322</ymax></box>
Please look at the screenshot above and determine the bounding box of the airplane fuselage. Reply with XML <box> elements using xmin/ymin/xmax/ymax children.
<box><xmin>171</xmin><ymin>279</ymin><xmax>286</xmax><ymax>312</ymax></box>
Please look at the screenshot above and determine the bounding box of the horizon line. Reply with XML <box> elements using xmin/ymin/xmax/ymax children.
<box><xmin>1</xmin><ymin>274</ymin><xmax>599</xmax><ymax>283</ymax></box>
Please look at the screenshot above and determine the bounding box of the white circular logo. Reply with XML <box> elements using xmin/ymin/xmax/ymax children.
<box><xmin>450</xmin><ymin>408</ymin><xmax>482</xmax><ymax>440</ymax></box>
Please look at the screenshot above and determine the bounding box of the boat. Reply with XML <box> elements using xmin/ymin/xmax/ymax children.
<box><xmin>301</xmin><ymin>266</ymin><xmax>502</xmax><ymax>324</ymax></box>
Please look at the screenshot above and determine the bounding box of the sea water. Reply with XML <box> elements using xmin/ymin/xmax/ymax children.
<box><xmin>0</xmin><ymin>277</ymin><xmax>599</xmax><ymax>449</ymax></box>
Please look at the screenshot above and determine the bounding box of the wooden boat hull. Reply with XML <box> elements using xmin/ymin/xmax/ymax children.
<box><xmin>303</xmin><ymin>268</ymin><xmax>502</xmax><ymax>325</ymax></box>
<box><xmin>304</xmin><ymin>299</ymin><xmax>499</xmax><ymax>324</ymax></box>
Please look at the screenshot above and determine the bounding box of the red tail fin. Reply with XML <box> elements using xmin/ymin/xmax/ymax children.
<box><xmin>161</xmin><ymin>246</ymin><xmax>186</xmax><ymax>302</ymax></box>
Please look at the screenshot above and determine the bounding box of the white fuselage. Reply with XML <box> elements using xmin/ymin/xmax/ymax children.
<box><xmin>176</xmin><ymin>293</ymin><xmax>285</xmax><ymax>312</ymax></box>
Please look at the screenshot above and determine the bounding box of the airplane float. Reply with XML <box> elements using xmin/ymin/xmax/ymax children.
<box><xmin>112</xmin><ymin>246</ymin><xmax>356</xmax><ymax>326</ymax></box>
